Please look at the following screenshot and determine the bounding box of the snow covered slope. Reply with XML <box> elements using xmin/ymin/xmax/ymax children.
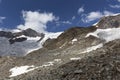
<box><xmin>86</xmin><ymin>28</ymin><xmax>120</xmax><ymax>42</ymax></box>
<box><xmin>0</xmin><ymin>29</ymin><xmax>62</xmax><ymax>56</ymax></box>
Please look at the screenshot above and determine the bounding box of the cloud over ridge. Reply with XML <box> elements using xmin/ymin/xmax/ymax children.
<box><xmin>17</xmin><ymin>11</ymin><xmax>58</xmax><ymax>33</ymax></box>
<box><xmin>81</xmin><ymin>11</ymin><xmax>114</xmax><ymax>23</ymax></box>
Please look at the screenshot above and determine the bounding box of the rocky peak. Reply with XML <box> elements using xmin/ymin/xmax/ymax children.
<box><xmin>13</xmin><ymin>28</ymin><xmax>44</xmax><ymax>37</ymax></box>
<box><xmin>96</xmin><ymin>14</ymin><xmax>120</xmax><ymax>29</ymax></box>
<box><xmin>22</xmin><ymin>28</ymin><xmax>42</xmax><ymax>37</ymax></box>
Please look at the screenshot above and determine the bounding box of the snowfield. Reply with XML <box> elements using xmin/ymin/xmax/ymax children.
<box><xmin>81</xmin><ymin>43</ymin><xmax>103</xmax><ymax>53</ymax></box>
<box><xmin>82</xmin><ymin>28</ymin><xmax>120</xmax><ymax>53</ymax></box>
<box><xmin>0</xmin><ymin>32</ymin><xmax>62</xmax><ymax>56</ymax></box>
<box><xmin>83</xmin><ymin>27</ymin><xmax>120</xmax><ymax>54</ymax></box>
<box><xmin>86</xmin><ymin>28</ymin><xmax>120</xmax><ymax>42</ymax></box>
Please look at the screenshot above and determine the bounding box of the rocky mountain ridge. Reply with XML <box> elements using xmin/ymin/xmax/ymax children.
<box><xmin>0</xmin><ymin>14</ymin><xmax>120</xmax><ymax>80</ymax></box>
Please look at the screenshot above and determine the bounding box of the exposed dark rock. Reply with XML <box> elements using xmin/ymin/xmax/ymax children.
<box><xmin>22</xmin><ymin>28</ymin><xmax>42</xmax><ymax>37</ymax></box>
<box><xmin>9</xmin><ymin>37</ymin><xmax>27</xmax><ymax>44</ymax></box>
<box><xmin>0</xmin><ymin>28</ymin><xmax>43</xmax><ymax>39</ymax></box>
<box><xmin>0</xmin><ymin>28</ymin><xmax>44</xmax><ymax>44</ymax></box>
<box><xmin>13</xmin><ymin>28</ymin><xmax>43</xmax><ymax>38</ymax></box>
<box><xmin>0</xmin><ymin>31</ymin><xmax>13</xmax><ymax>38</ymax></box>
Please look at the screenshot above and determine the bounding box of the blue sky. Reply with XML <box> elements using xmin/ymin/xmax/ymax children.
<box><xmin>0</xmin><ymin>0</ymin><xmax>120</xmax><ymax>32</ymax></box>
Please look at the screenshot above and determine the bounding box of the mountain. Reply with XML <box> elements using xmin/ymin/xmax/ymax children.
<box><xmin>0</xmin><ymin>14</ymin><xmax>120</xmax><ymax>80</ymax></box>
<box><xmin>0</xmin><ymin>28</ymin><xmax>62</xmax><ymax>56</ymax></box>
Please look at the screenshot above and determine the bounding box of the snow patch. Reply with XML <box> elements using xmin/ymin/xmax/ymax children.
<box><xmin>70</xmin><ymin>57</ymin><xmax>81</xmax><ymax>60</ymax></box>
<box><xmin>41</xmin><ymin>59</ymin><xmax>62</xmax><ymax>67</ymax></box>
<box><xmin>9</xmin><ymin>65</ymin><xmax>35</xmax><ymax>77</ymax></box>
<box><xmin>72</xmin><ymin>38</ymin><xmax>77</xmax><ymax>44</ymax></box>
<box><xmin>93</xmin><ymin>22</ymin><xmax>98</xmax><ymax>26</ymax></box>
<box><xmin>93</xmin><ymin>22</ymin><xmax>99</xmax><ymax>27</ymax></box>
<box><xmin>45</xmin><ymin>32</ymin><xmax>62</xmax><ymax>39</ymax></box>
<box><xmin>9</xmin><ymin>59</ymin><xmax>62</xmax><ymax>77</ymax></box>
<box><xmin>82</xmin><ymin>43</ymin><xmax>103</xmax><ymax>53</ymax></box>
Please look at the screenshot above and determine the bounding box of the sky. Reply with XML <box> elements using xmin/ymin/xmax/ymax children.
<box><xmin>0</xmin><ymin>0</ymin><xmax>120</xmax><ymax>32</ymax></box>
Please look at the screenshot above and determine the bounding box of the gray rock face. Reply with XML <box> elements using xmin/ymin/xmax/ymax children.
<box><xmin>97</xmin><ymin>14</ymin><xmax>120</xmax><ymax>28</ymax></box>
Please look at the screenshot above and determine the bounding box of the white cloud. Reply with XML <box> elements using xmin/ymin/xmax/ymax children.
<box><xmin>17</xmin><ymin>11</ymin><xmax>58</xmax><ymax>33</ymax></box>
<box><xmin>81</xmin><ymin>11</ymin><xmax>114</xmax><ymax>23</ymax></box>
<box><xmin>86</xmin><ymin>12</ymin><xmax>102</xmax><ymax>22</ymax></box>
<box><xmin>62</xmin><ymin>21</ymin><xmax>72</xmax><ymax>24</ymax></box>
<box><xmin>117</xmin><ymin>0</ymin><xmax>120</xmax><ymax>2</ymax></box>
<box><xmin>0</xmin><ymin>28</ymin><xmax>2</xmax><ymax>31</ymax></box>
<box><xmin>72</xmin><ymin>16</ymin><xmax>76</xmax><ymax>20</ymax></box>
<box><xmin>103</xmin><ymin>10</ymin><xmax>114</xmax><ymax>16</ymax></box>
<box><xmin>56</xmin><ymin>20</ymin><xmax>72</xmax><ymax>26</ymax></box>
<box><xmin>78</xmin><ymin>6</ymin><xmax>84</xmax><ymax>14</ymax></box>
<box><xmin>0</xmin><ymin>16</ymin><xmax>6</xmax><ymax>23</ymax></box>
<box><xmin>109</xmin><ymin>4</ymin><xmax>120</xmax><ymax>8</ymax></box>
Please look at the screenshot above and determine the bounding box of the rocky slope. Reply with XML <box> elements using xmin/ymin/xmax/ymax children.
<box><xmin>12</xmin><ymin>39</ymin><xmax>120</xmax><ymax>80</ymax></box>
<box><xmin>47</xmin><ymin>39</ymin><xmax>120</xmax><ymax>80</ymax></box>
<box><xmin>0</xmin><ymin>14</ymin><xmax>120</xmax><ymax>80</ymax></box>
